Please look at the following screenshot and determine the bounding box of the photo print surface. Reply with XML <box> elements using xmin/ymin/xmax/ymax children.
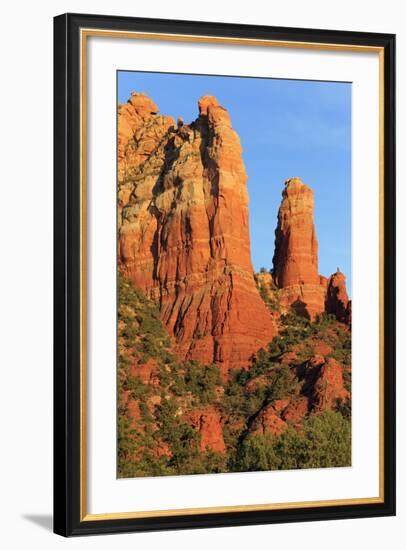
<box><xmin>116</xmin><ymin>70</ymin><xmax>352</xmax><ymax>479</ymax></box>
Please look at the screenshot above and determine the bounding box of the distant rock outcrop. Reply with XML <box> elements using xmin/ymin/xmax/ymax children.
<box><xmin>312</xmin><ymin>357</ymin><xmax>349</xmax><ymax>412</ymax></box>
<box><xmin>326</xmin><ymin>271</ymin><xmax>351</xmax><ymax>324</ymax></box>
<box><xmin>185</xmin><ymin>406</ymin><xmax>226</xmax><ymax>453</ymax></box>
<box><xmin>251</xmin><ymin>403</ymin><xmax>288</xmax><ymax>437</ymax></box>
<box><xmin>272</xmin><ymin>178</ymin><xmax>327</xmax><ymax>319</ymax></box>
<box><xmin>273</xmin><ymin>177</ymin><xmax>320</xmax><ymax>287</ymax></box>
<box><xmin>118</xmin><ymin>93</ymin><xmax>276</xmax><ymax>374</ymax></box>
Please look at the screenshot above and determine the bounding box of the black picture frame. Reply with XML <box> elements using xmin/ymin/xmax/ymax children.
<box><xmin>54</xmin><ymin>12</ymin><xmax>396</xmax><ymax>537</ymax></box>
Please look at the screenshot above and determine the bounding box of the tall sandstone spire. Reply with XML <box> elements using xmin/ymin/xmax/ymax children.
<box><xmin>118</xmin><ymin>93</ymin><xmax>276</xmax><ymax>374</ymax></box>
<box><xmin>273</xmin><ymin>177</ymin><xmax>327</xmax><ymax>319</ymax></box>
<box><xmin>273</xmin><ymin>177</ymin><xmax>320</xmax><ymax>287</ymax></box>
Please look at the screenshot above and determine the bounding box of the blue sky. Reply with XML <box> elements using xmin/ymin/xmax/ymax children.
<box><xmin>118</xmin><ymin>71</ymin><xmax>352</xmax><ymax>295</ymax></box>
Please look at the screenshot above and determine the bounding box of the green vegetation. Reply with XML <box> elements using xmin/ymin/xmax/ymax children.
<box><xmin>118</xmin><ymin>275</ymin><xmax>170</xmax><ymax>361</ymax></box>
<box><xmin>117</xmin><ymin>275</ymin><xmax>227</xmax><ymax>477</ymax></box>
<box><xmin>170</xmin><ymin>361</ymin><xmax>222</xmax><ymax>405</ymax></box>
<box><xmin>254</xmin><ymin>274</ymin><xmax>281</xmax><ymax>313</ymax></box>
<box><xmin>233</xmin><ymin>411</ymin><xmax>351</xmax><ymax>471</ymax></box>
<box><xmin>118</xmin><ymin>276</ymin><xmax>351</xmax><ymax>479</ymax></box>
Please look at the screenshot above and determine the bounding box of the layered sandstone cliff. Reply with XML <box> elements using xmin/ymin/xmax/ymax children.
<box><xmin>118</xmin><ymin>93</ymin><xmax>276</xmax><ymax>373</ymax></box>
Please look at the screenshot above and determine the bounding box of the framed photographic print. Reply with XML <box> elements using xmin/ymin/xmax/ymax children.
<box><xmin>53</xmin><ymin>13</ymin><xmax>396</xmax><ymax>536</ymax></box>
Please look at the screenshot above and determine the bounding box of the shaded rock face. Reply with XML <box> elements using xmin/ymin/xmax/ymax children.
<box><xmin>345</xmin><ymin>300</ymin><xmax>352</xmax><ymax>328</ymax></box>
<box><xmin>282</xmin><ymin>396</ymin><xmax>309</xmax><ymax>424</ymax></box>
<box><xmin>118</xmin><ymin>93</ymin><xmax>275</xmax><ymax>373</ymax></box>
<box><xmin>277</xmin><ymin>284</ymin><xmax>326</xmax><ymax>320</ymax></box>
<box><xmin>251</xmin><ymin>404</ymin><xmax>288</xmax><ymax>437</ymax></box>
<box><xmin>312</xmin><ymin>357</ymin><xmax>349</xmax><ymax>412</ymax></box>
<box><xmin>272</xmin><ymin>178</ymin><xmax>327</xmax><ymax>319</ymax></box>
<box><xmin>326</xmin><ymin>271</ymin><xmax>350</xmax><ymax>323</ymax></box>
<box><xmin>185</xmin><ymin>406</ymin><xmax>225</xmax><ymax>453</ymax></box>
<box><xmin>296</xmin><ymin>354</ymin><xmax>349</xmax><ymax>414</ymax></box>
<box><xmin>250</xmin><ymin>397</ymin><xmax>310</xmax><ymax>435</ymax></box>
<box><xmin>129</xmin><ymin>359</ymin><xmax>160</xmax><ymax>387</ymax></box>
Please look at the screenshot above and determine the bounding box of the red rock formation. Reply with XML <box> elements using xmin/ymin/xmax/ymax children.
<box><xmin>346</xmin><ymin>300</ymin><xmax>352</xmax><ymax>328</ymax></box>
<box><xmin>273</xmin><ymin>178</ymin><xmax>319</xmax><ymax>287</ymax></box>
<box><xmin>279</xmin><ymin>351</ymin><xmax>298</xmax><ymax>365</ymax></box>
<box><xmin>273</xmin><ymin>398</ymin><xmax>290</xmax><ymax>413</ymax></box>
<box><xmin>245</xmin><ymin>375</ymin><xmax>268</xmax><ymax>393</ymax></box>
<box><xmin>313</xmin><ymin>342</ymin><xmax>332</xmax><ymax>356</ymax></box>
<box><xmin>251</xmin><ymin>404</ymin><xmax>288</xmax><ymax>436</ymax></box>
<box><xmin>120</xmin><ymin>389</ymin><xmax>131</xmax><ymax>409</ymax></box>
<box><xmin>127</xmin><ymin>398</ymin><xmax>141</xmax><ymax>422</ymax></box>
<box><xmin>272</xmin><ymin>178</ymin><xmax>327</xmax><ymax>319</ymax></box>
<box><xmin>326</xmin><ymin>271</ymin><xmax>350</xmax><ymax>323</ymax></box>
<box><xmin>118</xmin><ymin>92</ymin><xmax>164</xmax><ymax>183</ymax></box>
<box><xmin>282</xmin><ymin>396</ymin><xmax>309</xmax><ymax>424</ymax></box>
<box><xmin>118</xmin><ymin>93</ymin><xmax>276</xmax><ymax>373</ymax></box>
<box><xmin>185</xmin><ymin>406</ymin><xmax>226</xmax><ymax>453</ymax></box>
<box><xmin>154</xmin><ymin>441</ymin><xmax>172</xmax><ymax>459</ymax></box>
<box><xmin>312</xmin><ymin>357</ymin><xmax>349</xmax><ymax>411</ymax></box>
<box><xmin>277</xmin><ymin>285</ymin><xmax>325</xmax><ymax>320</ymax></box>
<box><xmin>308</xmin><ymin>354</ymin><xmax>326</xmax><ymax>368</ymax></box>
<box><xmin>319</xmin><ymin>275</ymin><xmax>328</xmax><ymax>288</ymax></box>
<box><xmin>129</xmin><ymin>359</ymin><xmax>160</xmax><ymax>386</ymax></box>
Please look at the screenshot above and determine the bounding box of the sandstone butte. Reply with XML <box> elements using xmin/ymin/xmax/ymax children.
<box><xmin>272</xmin><ymin>177</ymin><xmax>351</xmax><ymax>321</ymax></box>
<box><xmin>118</xmin><ymin>92</ymin><xmax>276</xmax><ymax>374</ymax></box>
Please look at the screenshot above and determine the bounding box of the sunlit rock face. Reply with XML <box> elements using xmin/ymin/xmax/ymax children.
<box><xmin>118</xmin><ymin>93</ymin><xmax>276</xmax><ymax>374</ymax></box>
<box><xmin>273</xmin><ymin>177</ymin><xmax>320</xmax><ymax>287</ymax></box>
<box><xmin>272</xmin><ymin>177</ymin><xmax>327</xmax><ymax>319</ymax></box>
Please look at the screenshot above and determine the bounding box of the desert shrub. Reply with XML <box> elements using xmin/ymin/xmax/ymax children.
<box><xmin>336</xmin><ymin>396</ymin><xmax>352</xmax><ymax>419</ymax></box>
<box><xmin>221</xmin><ymin>360</ymin><xmax>299</xmax><ymax>429</ymax></box>
<box><xmin>233</xmin><ymin>411</ymin><xmax>351</xmax><ymax>472</ymax></box>
<box><xmin>183</xmin><ymin>361</ymin><xmax>222</xmax><ymax>405</ymax></box>
<box><xmin>267</xmin><ymin>364</ymin><xmax>299</xmax><ymax>400</ymax></box>
<box><xmin>298</xmin><ymin>410</ymin><xmax>351</xmax><ymax>468</ymax></box>
<box><xmin>266</xmin><ymin>315</ymin><xmax>312</xmax><ymax>361</ymax></box>
<box><xmin>329</xmin><ymin>332</ymin><xmax>351</xmax><ymax>366</ymax></box>
<box><xmin>117</xmin><ymin>409</ymin><xmax>169</xmax><ymax>478</ymax></box>
<box><xmin>296</xmin><ymin>341</ymin><xmax>315</xmax><ymax>363</ymax></box>
<box><xmin>154</xmin><ymin>397</ymin><xmax>221</xmax><ymax>475</ymax></box>
<box><xmin>124</xmin><ymin>375</ymin><xmax>152</xmax><ymax>400</ymax></box>
<box><xmin>118</xmin><ymin>274</ymin><xmax>170</xmax><ymax>357</ymax></box>
<box><xmin>221</xmin><ymin>372</ymin><xmax>246</xmax><ymax>415</ymax></box>
<box><xmin>233</xmin><ymin>433</ymin><xmax>282</xmax><ymax>472</ymax></box>
<box><xmin>256</xmin><ymin>278</ymin><xmax>281</xmax><ymax>313</ymax></box>
<box><xmin>313</xmin><ymin>313</ymin><xmax>338</xmax><ymax>328</ymax></box>
<box><xmin>117</xmin><ymin>272</ymin><xmax>352</xmax><ymax>478</ymax></box>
